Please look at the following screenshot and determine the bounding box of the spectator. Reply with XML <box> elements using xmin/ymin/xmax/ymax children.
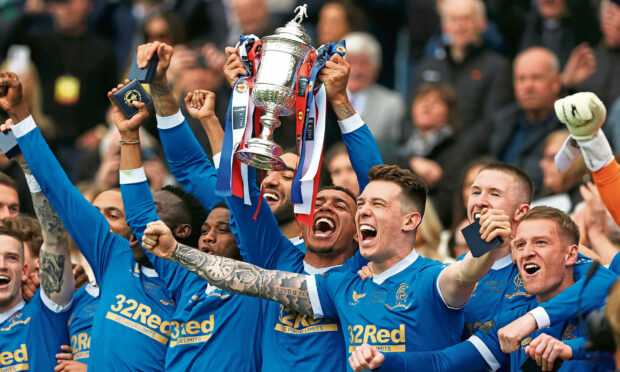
<box><xmin>0</xmin><ymin>0</ymin><xmax>117</xmax><ymax>180</ymax></box>
<box><xmin>484</xmin><ymin>47</ymin><xmax>563</xmax><ymax>193</ymax></box>
<box><xmin>0</xmin><ymin>172</ymin><xmax>19</xmax><ymax>223</ymax></box>
<box><xmin>343</xmin><ymin>32</ymin><xmax>405</xmax><ymax>163</ymax></box>
<box><xmin>448</xmin><ymin>219</ymin><xmax>470</xmax><ymax>259</ymax></box>
<box><xmin>233</xmin><ymin>0</ymin><xmax>273</xmax><ymax>37</ymax></box>
<box><xmin>398</xmin><ymin>81</ymin><xmax>462</xmax><ymax>227</ymax></box>
<box><xmin>142</xmin><ymin>10</ymin><xmax>186</xmax><ymax>46</ymax></box>
<box><xmin>415</xmin><ymin>199</ymin><xmax>449</xmax><ymax>262</ymax></box>
<box><xmin>531</xmin><ymin>129</ymin><xmax>588</xmax><ymax>212</ymax></box>
<box><xmin>315</xmin><ymin>1</ymin><xmax>366</xmax><ymax>45</ymax></box>
<box><xmin>517</xmin><ymin>0</ymin><xmax>601</xmax><ymax>66</ymax></box>
<box><xmin>412</xmin><ymin>0</ymin><xmax>513</xmax><ymax>128</ymax></box>
<box><xmin>561</xmin><ymin>0</ymin><xmax>620</xmax><ymax>109</ymax></box>
<box><xmin>324</xmin><ymin>142</ymin><xmax>359</xmax><ymax>197</ymax></box>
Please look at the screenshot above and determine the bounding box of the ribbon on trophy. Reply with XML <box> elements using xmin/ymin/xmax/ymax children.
<box><xmin>292</xmin><ymin>40</ymin><xmax>346</xmax><ymax>226</ymax></box>
<box><xmin>216</xmin><ymin>35</ymin><xmax>262</xmax><ymax>204</ymax></box>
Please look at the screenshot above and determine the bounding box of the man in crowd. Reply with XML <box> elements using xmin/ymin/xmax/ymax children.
<box><xmin>140</xmin><ymin>163</ymin><xmax>514</xmax><ymax>368</ymax></box>
<box><xmin>413</xmin><ymin>0</ymin><xmax>512</xmax><ymax>128</ymax></box>
<box><xmin>338</xmin><ymin>32</ymin><xmax>405</xmax><ymax>163</ymax></box>
<box><xmin>348</xmin><ymin>206</ymin><xmax>616</xmax><ymax>371</ymax></box>
<box><xmin>0</xmin><ymin>173</ymin><xmax>19</xmax><ymax>223</ymax></box>
<box><xmin>482</xmin><ymin>47</ymin><xmax>563</xmax><ymax>192</ymax></box>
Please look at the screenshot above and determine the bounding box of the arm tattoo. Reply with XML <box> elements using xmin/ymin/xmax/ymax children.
<box><xmin>39</xmin><ymin>251</ymin><xmax>65</xmax><ymax>294</ymax></box>
<box><xmin>171</xmin><ymin>243</ymin><xmax>315</xmax><ymax>316</ymax></box>
<box><xmin>150</xmin><ymin>82</ymin><xmax>179</xmax><ymax>117</ymax></box>
<box><xmin>332</xmin><ymin>102</ymin><xmax>355</xmax><ymax>120</ymax></box>
<box><xmin>31</xmin><ymin>192</ymin><xmax>68</xmax><ymax>248</ymax></box>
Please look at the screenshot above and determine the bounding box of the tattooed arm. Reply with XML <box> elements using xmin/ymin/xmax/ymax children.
<box><xmin>18</xmin><ymin>156</ymin><xmax>74</xmax><ymax>307</ymax></box>
<box><xmin>142</xmin><ymin>220</ymin><xmax>314</xmax><ymax>316</ymax></box>
<box><xmin>136</xmin><ymin>42</ymin><xmax>179</xmax><ymax>117</ymax></box>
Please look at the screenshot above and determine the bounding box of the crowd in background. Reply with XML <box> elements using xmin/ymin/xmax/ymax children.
<box><xmin>2</xmin><ymin>0</ymin><xmax>619</xmax><ymax>263</ymax></box>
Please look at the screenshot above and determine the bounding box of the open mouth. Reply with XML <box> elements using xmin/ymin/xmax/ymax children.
<box><xmin>264</xmin><ymin>191</ymin><xmax>280</xmax><ymax>204</ymax></box>
<box><xmin>359</xmin><ymin>224</ymin><xmax>377</xmax><ymax>242</ymax></box>
<box><xmin>473</xmin><ymin>212</ymin><xmax>481</xmax><ymax>221</ymax></box>
<box><xmin>0</xmin><ymin>275</ymin><xmax>10</xmax><ymax>287</ymax></box>
<box><xmin>313</xmin><ymin>217</ymin><xmax>336</xmax><ymax>238</ymax></box>
<box><xmin>523</xmin><ymin>263</ymin><xmax>541</xmax><ymax>275</ymax></box>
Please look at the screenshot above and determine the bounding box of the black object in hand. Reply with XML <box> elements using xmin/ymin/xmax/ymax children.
<box><xmin>461</xmin><ymin>220</ymin><xmax>503</xmax><ymax>258</ymax></box>
<box><xmin>520</xmin><ymin>356</ymin><xmax>562</xmax><ymax>372</ymax></box>
<box><xmin>0</xmin><ymin>130</ymin><xmax>19</xmax><ymax>158</ymax></box>
<box><xmin>110</xmin><ymin>79</ymin><xmax>152</xmax><ymax>119</ymax></box>
<box><xmin>128</xmin><ymin>52</ymin><xmax>159</xmax><ymax>84</ymax></box>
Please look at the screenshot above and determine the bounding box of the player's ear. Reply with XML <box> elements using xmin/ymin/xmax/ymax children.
<box><xmin>402</xmin><ymin>212</ymin><xmax>421</xmax><ymax>233</ymax></box>
<box><xmin>173</xmin><ymin>224</ymin><xmax>192</xmax><ymax>239</ymax></box>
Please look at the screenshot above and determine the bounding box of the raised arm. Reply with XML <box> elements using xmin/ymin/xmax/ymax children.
<box><xmin>438</xmin><ymin>209</ymin><xmax>511</xmax><ymax>308</ymax></box>
<box><xmin>0</xmin><ymin>72</ymin><xmax>123</xmax><ymax>284</ymax></box>
<box><xmin>17</xmin><ymin>156</ymin><xmax>74</xmax><ymax>307</ymax></box>
<box><xmin>141</xmin><ymin>220</ymin><xmax>314</xmax><ymax>316</ymax></box>
<box><xmin>319</xmin><ymin>53</ymin><xmax>383</xmax><ymax>191</ymax></box>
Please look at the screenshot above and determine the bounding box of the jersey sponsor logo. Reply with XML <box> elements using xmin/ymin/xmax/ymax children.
<box><xmin>71</xmin><ymin>332</ymin><xmax>90</xmax><ymax>361</ymax></box>
<box><xmin>505</xmin><ymin>274</ymin><xmax>533</xmax><ymax>299</ymax></box>
<box><xmin>274</xmin><ymin>305</ymin><xmax>338</xmax><ymax>335</ymax></box>
<box><xmin>106</xmin><ymin>294</ymin><xmax>171</xmax><ymax>345</ymax></box>
<box><xmin>385</xmin><ymin>283</ymin><xmax>412</xmax><ymax>310</ymax></box>
<box><xmin>0</xmin><ymin>344</ymin><xmax>28</xmax><ymax>371</ymax></box>
<box><xmin>169</xmin><ymin>315</ymin><xmax>215</xmax><ymax>347</ymax></box>
<box><xmin>348</xmin><ymin>324</ymin><xmax>406</xmax><ymax>353</ymax></box>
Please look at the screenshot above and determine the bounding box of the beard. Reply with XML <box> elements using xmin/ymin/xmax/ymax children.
<box><xmin>273</xmin><ymin>198</ymin><xmax>295</xmax><ymax>225</ymax></box>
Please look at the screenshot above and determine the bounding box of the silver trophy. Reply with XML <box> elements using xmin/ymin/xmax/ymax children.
<box><xmin>235</xmin><ymin>4</ymin><xmax>315</xmax><ymax>170</ymax></box>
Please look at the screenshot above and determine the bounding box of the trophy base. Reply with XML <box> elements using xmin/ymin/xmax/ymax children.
<box><xmin>235</xmin><ymin>138</ymin><xmax>287</xmax><ymax>171</ymax></box>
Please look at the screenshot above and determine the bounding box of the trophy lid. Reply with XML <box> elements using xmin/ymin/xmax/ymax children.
<box><xmin>268</xmin><ymin>4</ymin><xmax>312</xmax><ymax>46</ymax></box>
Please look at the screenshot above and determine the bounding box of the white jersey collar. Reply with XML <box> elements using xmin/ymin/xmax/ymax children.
<box><xmin>85</xmin><ymin>281</ymin><xmax>100</xmax><ymax>297</ymax></box>
<box><xmin>0</xmin><ymin>300</ymin><xmax>25</xmax><ymax>324</ymax></box>
<box><xmin>491</xmin><ymin>254</ymin><xmax>513</xmax><ymax>270</ymax></box>
<box><xmin>303</xmin><ymin>261</ymin><xmax>342</xmax><ymax>275</ymax></box>
<box><xmin>372</xmin><ymin>249</ymin><xmax>419</xmax><ymax>285</ymax></box>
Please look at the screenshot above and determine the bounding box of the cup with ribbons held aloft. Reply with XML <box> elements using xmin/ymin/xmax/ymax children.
<box><xmin>216</xmin><ymin>3</ymin><xmax>346</xmax><ymax>222</ymax></box>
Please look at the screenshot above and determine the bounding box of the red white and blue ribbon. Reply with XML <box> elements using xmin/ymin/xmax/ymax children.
<box><xmin>216</xmin><ymin>35</ymin><xmax>261</xmax><ymax>205</ymax></box>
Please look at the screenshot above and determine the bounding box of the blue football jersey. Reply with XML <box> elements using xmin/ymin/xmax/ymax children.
<box><xmin>0</xmin><ymin>291</ymin><xmax>70</xmax><ymax>371</ymax></box>
<box><xmin>309</xmin><ymin>250</ymin><xmax>464</xmax><ymax>371</ymax></box>
<box><xmin>68</xmin><ymin>282</ymin><xmax>99</xmax><ymax>363</ymax></box>
<box><xmin>472</xmin><ymin>304</ymin><xmax>611</xmax><ymax>371</ymax></box>
<box><xmin>461</xmin><ymin>253</ymin><xmax>618</xmax><ymax>338</ymax></box>
<box><xmin>14</xmin><ymin>122</ymin><xmax>176</xmax><ymax>371</ymax></box>
<box><xmin>156</xmin><ymin>112</ymin><xmax>380</xmax><ymax>372</ymax></box>
<box><xmin>121</xmin><ymin>178</ymin><xmax>263</xmax><ymax>371</ymax></box>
